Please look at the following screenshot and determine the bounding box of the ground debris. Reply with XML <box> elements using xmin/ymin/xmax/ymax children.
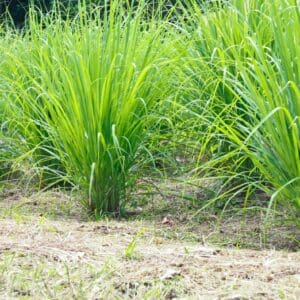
<box><xmin>0</xmin><ymin>189</ymin><xmax>299</xmax><ymax>299</ymax></box>
<box><xmin>160</xmin><ymin>268</ymin><xmax>181</xmax><ymax>280</ymax></box>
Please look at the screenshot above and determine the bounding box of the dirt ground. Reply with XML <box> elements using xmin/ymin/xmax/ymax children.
<box><xmin>0</xmin><ymin>186</ymin><xmax>299</xmax><ymax>299</ymax></box>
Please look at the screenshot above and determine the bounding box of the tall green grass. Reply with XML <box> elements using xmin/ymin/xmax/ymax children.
<box><xmin>1</xmin><ymin>1</ymin><xmax>174</xmax><ymax>215</ymax></box>
<box><xmin>176</xmin><ymin>0</ymin><xmax>300</xmax><ymax>213</ymax></box>
<box><xmin>1</xmin><ymin>0</ymin><xmax>299</xmax><ymax>220</ymax></box>
<box><xmin>230</xmin><ymin>0</ymin><xmax>300</xmax><ymax>211</ymax></box>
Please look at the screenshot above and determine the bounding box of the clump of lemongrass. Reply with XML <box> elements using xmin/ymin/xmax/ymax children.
<box><xmin>1</xmin><ymin>1</ymin><xmax>174</xmax><ymax>215</ymax></box>
<box><xmin>173</xmin><ymin>0</ymin><xmax>300</xmax><ymax>215</ymax></box>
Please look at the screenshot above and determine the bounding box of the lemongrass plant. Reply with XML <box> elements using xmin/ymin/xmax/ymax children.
<box><xmin>1</xmin><ymin>1</ymin><xmax>174</xmax><ymax>215</ymax></box>
<box><xmin>228</xmin><ymin>0</ymin><xmax>300</xmax><ymax>211</ymax></box>
<box><xmin>174</xmin><ymin>0</ymin><xmax>300</xmax><ymax>214</ymax></box>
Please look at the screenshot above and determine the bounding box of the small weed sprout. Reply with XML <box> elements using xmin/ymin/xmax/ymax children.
<box><xmin>124</xmin><ymin>228</ymin><xmax>147</xmax><ymax>260</ymax></box>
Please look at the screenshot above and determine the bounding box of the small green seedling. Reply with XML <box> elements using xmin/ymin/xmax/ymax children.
<box><xmin>124</xmin><ymin>228</ymin><xmax>146</xmax><ymax>260</ymax></box>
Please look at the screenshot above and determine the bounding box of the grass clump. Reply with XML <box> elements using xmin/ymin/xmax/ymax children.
<box><xmin>1</xmin><ymin>1</ymin><xmax>174</xmax><ymax>215</ymax></box>
<box><xmin>172</xmin><ymin>0</ymin><xmax>300</xmax><ymax>216</ymax></box>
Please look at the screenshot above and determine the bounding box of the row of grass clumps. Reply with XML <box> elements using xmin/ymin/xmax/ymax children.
<box><xmin>0</xmin><ymin>0</ymin><xmax>299</xmax><ymax>220</ymax></box>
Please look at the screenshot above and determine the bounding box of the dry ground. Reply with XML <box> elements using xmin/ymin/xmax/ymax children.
<box><xmin>0</xmin><ymin>185</ymin><xmax>299</xmax><ymax>299</ymax></box>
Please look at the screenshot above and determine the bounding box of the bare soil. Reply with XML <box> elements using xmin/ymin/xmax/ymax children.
<box><xmin>0</xmin><ymin>186</ymin><xmax>299</xmax><ymax>299</ymax></box>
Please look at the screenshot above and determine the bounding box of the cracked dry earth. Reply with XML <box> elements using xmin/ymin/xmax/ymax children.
<box><xmin>0</xmin><ymin>191</ymin><xmax>300</xmax><ymax>299</ymax></box>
